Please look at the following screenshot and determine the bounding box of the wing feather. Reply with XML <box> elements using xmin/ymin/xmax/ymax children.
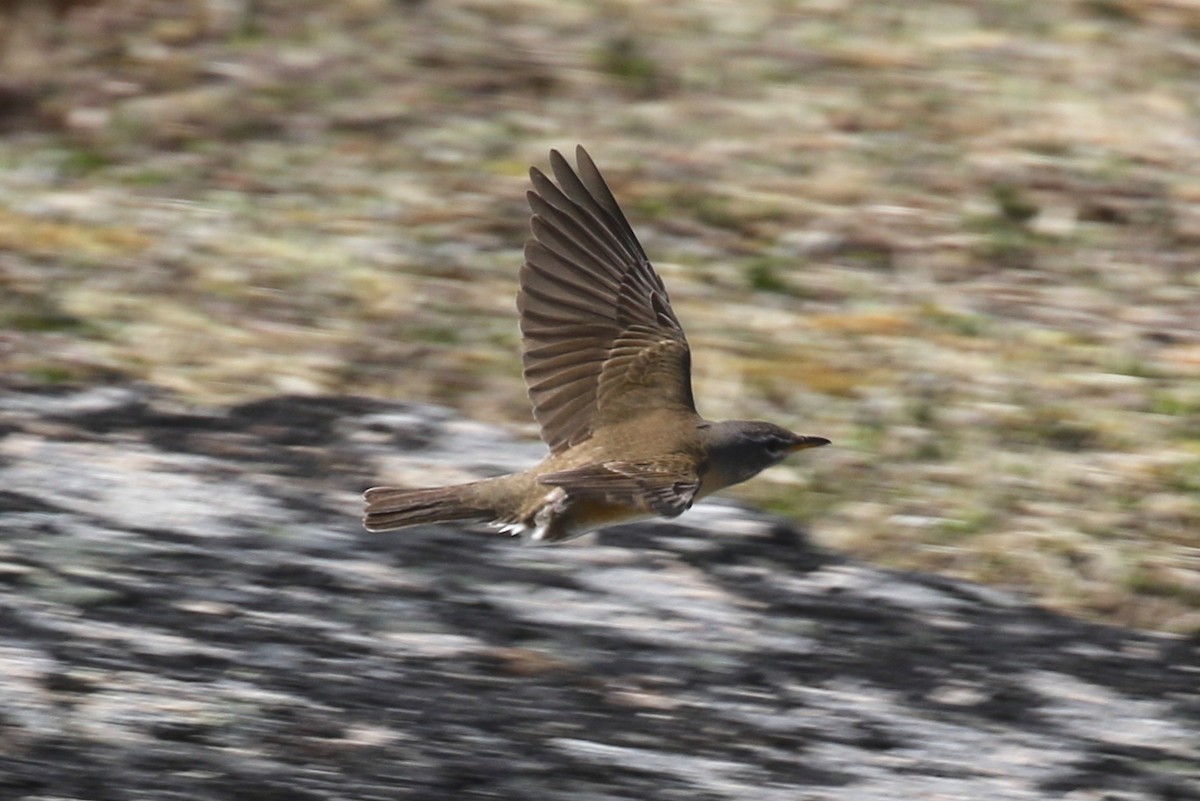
<box><xmin>538</xmin><ymin>459</ymin><xmax>700</xmax><ymax>518</ymax></box>
<box><xmin>519</xmin><ymin>147</ymin><xmax>696</xmax><ymax>454</ymax></box>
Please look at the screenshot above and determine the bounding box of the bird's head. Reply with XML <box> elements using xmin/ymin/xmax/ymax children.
<box><xmin>700</xmin><ymin>420</ymin><xmax>829</xmax><ymax>488</ymax></box>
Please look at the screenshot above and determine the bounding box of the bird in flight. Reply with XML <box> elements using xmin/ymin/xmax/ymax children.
<box><xmin>364</xmin><ymin>147</ymin><xmax>828</xmax><ymax>543</ymax></box>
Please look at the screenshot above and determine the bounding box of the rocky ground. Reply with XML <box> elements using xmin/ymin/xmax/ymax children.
<box><xmin>1</xmin><ymin>383</ymin><xmax>1197</xmax><ymax>800</ymax></box>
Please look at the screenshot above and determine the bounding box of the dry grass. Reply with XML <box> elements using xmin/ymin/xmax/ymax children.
<box><xmin>1</xmin><ymin>0</ymin><xmax>1199</xmax><ymax>631</ymax></box>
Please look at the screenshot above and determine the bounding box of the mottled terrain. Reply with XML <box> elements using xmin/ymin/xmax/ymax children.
<box><xmin>2</xmin><ymin>0</ymin><xmax>1199</xmax><ymax>629</ymax></box>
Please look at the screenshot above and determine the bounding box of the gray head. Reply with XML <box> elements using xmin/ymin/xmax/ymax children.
<box><xmin>700</xmin><ymin>420</ymin><xmax>830</xmax><ymax>489</ymax></box>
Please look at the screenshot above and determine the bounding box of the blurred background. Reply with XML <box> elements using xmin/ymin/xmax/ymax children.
<box><xmin>1</xmin><ymin>0</ymin><xmax>1198</xmax><ymax>632</ymax></box>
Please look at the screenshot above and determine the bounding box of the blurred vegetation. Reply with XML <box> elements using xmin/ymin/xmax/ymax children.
<box><xmin>1</xmin><ymin>0</ymin><xmax>1199</xmax><ymax>632</ymax></box>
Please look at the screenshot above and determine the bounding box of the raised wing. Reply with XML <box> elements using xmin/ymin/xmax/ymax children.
<box><xmin>518</xmin><ymin>146</ymin><xmax>696</xmax><ymax>454</ymax></box>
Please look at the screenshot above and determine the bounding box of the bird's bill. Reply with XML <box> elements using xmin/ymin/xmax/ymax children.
<box><xmin>789</xmin><ymin>435</ymin><xmax>831</xmax><ymax>452</ymax></box>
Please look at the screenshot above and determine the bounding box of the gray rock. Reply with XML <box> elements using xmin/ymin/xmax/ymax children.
<box><xmin>0</xmin><ymin>383</ymin><xmax>1196</xmax><ymax>800</ymax></box>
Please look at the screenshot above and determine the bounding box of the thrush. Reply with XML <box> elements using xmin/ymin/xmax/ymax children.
<box><xmin>363</xmin><ymin>146</ymin><xmax>829</xmax><ymax>543</ymax></box>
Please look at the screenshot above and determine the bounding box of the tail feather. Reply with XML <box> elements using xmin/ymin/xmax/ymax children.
<box><xmin>362</xmin><ymin>484</ymin><xmax>492</xmax><ymax>532</ymax></box>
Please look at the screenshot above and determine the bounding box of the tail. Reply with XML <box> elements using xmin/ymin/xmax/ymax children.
<box><xmin>362</xmin><ymin>483</ymin><xmax>493</xmax><ymax>532</ymax></box>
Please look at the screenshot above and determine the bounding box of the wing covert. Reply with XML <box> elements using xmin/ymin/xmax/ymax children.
<box><xmin>538</xmin><ymin>459</ymin><xmax>701</xmax><ymax>518</ymax></box>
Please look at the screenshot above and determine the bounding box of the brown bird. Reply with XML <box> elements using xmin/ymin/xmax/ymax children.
<box><xmin>363</xmin><ymin>146</ymin><xmax>828</xmax><ymax>543</ymax></box>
